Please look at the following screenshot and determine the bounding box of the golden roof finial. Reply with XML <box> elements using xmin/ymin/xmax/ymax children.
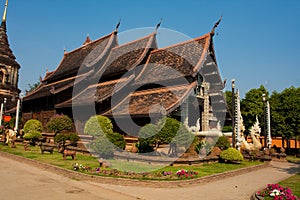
<box><xmin>2</xmin><ymin>0</ymin><xmax>8</xmax><ymax>23</ymax></box>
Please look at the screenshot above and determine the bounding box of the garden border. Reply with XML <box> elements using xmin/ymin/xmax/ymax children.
<box><xmin>0</xmin><ymin>151</ymin><xmax>270</xmax><ymax>188</ymax></box>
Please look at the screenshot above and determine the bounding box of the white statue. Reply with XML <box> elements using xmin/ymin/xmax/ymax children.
<box><xmin>188</xmin><ymin>118</ymin><xmax>201</xmax><ymax>133</ymax></box>
<box><xmin>240</xmin><ymin>116</ymin><xmax>262</xmax><ymax>151</ymax></box>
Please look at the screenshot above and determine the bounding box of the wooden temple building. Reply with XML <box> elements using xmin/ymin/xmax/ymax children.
<box><xmin>22</xmin><ymin>18</ymin><xmax>227</xmax><ymax>135</ymax></box>
<box><xmin>0</xmin><ymin>0</ymin><xmax>21</xmax><ymax>110</ymax></box>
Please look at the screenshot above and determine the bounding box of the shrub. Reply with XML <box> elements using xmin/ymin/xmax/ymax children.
<box><xmin>88</xmin><ymin>136</ymin><xmax>114</xmax><ymax>159</ymax></box>
<box><xmin>84</xmin><ymin>115</ymin><xmax>113</xmax><ymax>136</ymax></box>
<box><xmin>46</xmin><ymin>115</ymin><xmax>73</xmax><ymax>134</ymax></box>
<box><xmin>23</xmin><ymin>130</ymin><xmax>42</xmax><ymax>145</ymax></box>
<box><xmin>156</xmin><ymin>117</ymin><xmax>180</xmax><ymax>144</ymax></box>
<box><xmin>172</xmin><ymin>124</ymin><xmax>194</xmax><ymax>149</ymax></box>
<box><xmin>220</xmin><ymin>147</ymin><xmax>244</xmax><ymax>162</ymax></box>
<box><xmin>137</xmin><ymin>138</ymin><xmax>154</xmax><ymax>153</ymax></box>
<box><xmin>215</xmin><ymin>136</ymin><xmax>231</xmax><ymax>150</ymax></box>
<box><xmin>137</xmin><ymin>118</ymin><xmax>194</xmax><ymax>154</ymax></box>
<box><xmin>137</xmin><ymin>123</ymin><xmax>159</xmax><ymax>153</ymax></box>
<box><xmin>54</xmin><ymin>133</ymin><xmax>80</xmax><ymax>146</ymax></box>
<box><xmin>195</xmin><ymin>140</ymin><xmax>214</xmax><ymax>155</ymax></box>
<box><xmin>23</xmin><ymin>119</ymin><xmax>43</xmax><ymax>134</ymax></box>
<box><xmin>106</xmin><ymin>132</ymin><xmax>126</xmax><ymax>150</ymax></box>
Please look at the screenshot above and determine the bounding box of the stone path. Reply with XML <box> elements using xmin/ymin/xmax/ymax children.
<box><xmin>0</xmin><ymin>153</ymin><xmax>299</xmax><ymax>200</ymax></box>
<box><xmin>92</xmin><ymin>161</ymin><xmax>300</xmax><ymax>200</ymax></box>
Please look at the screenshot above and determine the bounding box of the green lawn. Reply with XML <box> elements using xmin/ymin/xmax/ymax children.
<box><xmin>278</xmin><ymin>173</ymin><xmax>300</xmax><ymax>197</ymax></box>
<box><xmin>287</xmin><ymin>156</ymin><xmax>300</xmax><ymax>164</ymax></box>
<box><xmin>0</xmin><ymin>143</ymin><xmax>263</xmax><ymax>180</ymax></box>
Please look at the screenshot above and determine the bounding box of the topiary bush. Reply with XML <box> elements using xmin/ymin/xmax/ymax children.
<box><xmin>23</xmin><ymin>119</ymin><xmax>43</xmax><ymax>134</ymax></box>
<box><xmin>54</xmin><ymin>133</ymin><xmax>80</xmax><ymax>147</ymax></box>
<box><xmin>220</xmin><ymin>147</ymin><xmax>244</xmax><ymax>162</ymax></box>
<box><xmin>215</xmin><ymin>136</ymin><xmax>231</xmax><ymax>150</ymax></box>
<box><xmin>84</xmin><ymin>115</ymin><xmax>113</xmax><ymax>136</ymax></box>
<box><xmin>88</xmin><ymin>136</ymin><xmax>114</xmax><ymax>159</ymax></box>
<box><xmin>23</xmin><ymin>130</ymin><xmax>42</xmax><ymax>145</ymax></box>
<box><xmin>137</xmin><ymin>123</ymin><xmax>159</xmax><ymax>153</ymax></box>
<box><xmin>156</xmin><ymin>117</ymin><xmax>180</xmax><ymax>144</ymax></box>
<box><xmin>46</xmin><ymin>115</ymin><xmax>73</xmax><ymax>134</ymax></box>
<box><xmin>137</xmin><ymin>118</ymin><xmax>194</xmax><ymax>154</ymax></box>
<box><xmin>106</xmin><ymin>132</ymin><xmax>126</xmax><ymax>150</ymax></box>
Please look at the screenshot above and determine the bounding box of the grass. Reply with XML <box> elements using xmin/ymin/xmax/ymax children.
<box><xmin>287</xmin><ymin>156</ymin><xmax>300</xmax><ymax>164</ymax></box>
<box><xmin>0</xmin><ymin>143</ymin><xmax>263</xmax><ymax>180</ymax></box>
<box><xmin>278</xmin><ymin>173</ymin><xmax>300</xmax><ymax>197</ymax></box>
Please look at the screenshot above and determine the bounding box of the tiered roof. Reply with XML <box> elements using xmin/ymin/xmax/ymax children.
<box><xmin>24</xmin><ymin>31</ymin><xmax>118</xmax><ymax>102</ymax></box>
<box><xmin>90</xmin><ymin>32</ymin><xmax>157</xmax><ymax>79</ymax></box>
<box><xmin>134</xmin><ymin>34</ymin><xmax>211</xmax><ymax>85</ymax></box>
<box><xmin>44</xmin><ymin>32</ymin><xmax>117</xmax><ymax>83</ymax></box>
<box><xmin>57</xmin><ymin>32</ymin><xmax>158</xmax><ymax>108</ymax></box>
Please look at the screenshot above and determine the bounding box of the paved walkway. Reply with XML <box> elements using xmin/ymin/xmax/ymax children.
<box><xmin>0</xmin><ymin>154</ymin><xmax>299</xmax><ymax>200</ymax></box>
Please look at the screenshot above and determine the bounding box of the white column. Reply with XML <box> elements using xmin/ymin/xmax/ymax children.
<box><xmin>14</xmin><ymin>99</ymin><xmax>20</xmax><ymax>131</ymax></box>
<box><xmin>235</xmin><ymin>89</ymin><xmax>241</xmax><ymax>150</ymax></box>
<box><xmin>0</xmin><ymin>103</ymin><xmax>3</xmax><ymax>126</ymax></box>
<box><xmin>266</xmin><ymin>101</ymin><xmax>272</xmax><ymax>148</ymax></box>
<box><xmin>202</xmin><ymin>82</ymin><xmax>209</xmax><ymax>131</ymax></box>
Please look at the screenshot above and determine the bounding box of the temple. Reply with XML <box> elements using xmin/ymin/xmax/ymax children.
<box><xmin>0</xmin><ymin>0</ymin><xmax>21</xmax><ymax>110</ymax></box>
<box><xmin>22</xmin><ymin>18</ymin><xmax>227</xmax><ymax>135</ymax></box>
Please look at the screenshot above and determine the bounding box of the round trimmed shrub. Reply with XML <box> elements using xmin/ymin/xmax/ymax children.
<box><xmin>46</xmin><ymin>115</ymin><xmax>73</xmax><ymax>134</ymax></box>
<box><xmin>23</xmin><ymin>130</ymin><xmax>42</xmax><ymax>144</ymax></box>
<box><xmin>23</xmin><ymin>119</ymin><xmax>43</xmax><ymax>134</ymax></box>
<box><xmin>88</xmin><ymin>136</ymin><xmax>114</xmax><ymax>159</ymax></box>
<box><xmin>156</xmin><ymin>117</ymin><xmax>180</xmax><ymax>144</ymax></box>
<box><xmin>220</xmin><ymin>147</ymin><xmax>244</xmax><ymax>162</ymax></box>
<box><xmin>54</xmin><ymin>133</ymin><xmax>80</xmax><ymax>146</ymax></box>
<box><xmin>106</xmin><ymin>132</ymin><xmax>126</xmax><ymax>150</ymax></box>
<box><xmin>215</xmin><ymin>136</ymin><xmax>231</xmax><ymax>150</ymax></box>
<box><xmin>84</xmin><ymin>115</ymin><xmax>113</xmax><ymax>136</ymax></box>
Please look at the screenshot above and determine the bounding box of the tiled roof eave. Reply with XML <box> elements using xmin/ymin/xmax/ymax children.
<box><xmin>102</xmin><ymin>82</ymin><xmax>197</xmax><ymax>117</ymax></box>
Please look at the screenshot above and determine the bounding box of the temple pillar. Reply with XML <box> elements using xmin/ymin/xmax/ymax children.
<box><xmin>202</xmin><ymin>81</ymin><xmax>209</xmax><ymax>131</ymax></box>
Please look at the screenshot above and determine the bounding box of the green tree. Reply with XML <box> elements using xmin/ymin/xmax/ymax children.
<box><xmin>46</xmin><ymin>115</ymin><xmax>73</xmax><ymax>134</ymax></box>
<box><xmin>270</xmin><ymin>87</ymin><xmax>300</xmax><ymax>140</ymax></box>
<box><xmin>241</xmin><ymin>85</ymin><xmax>268</xmax><ymax>134</ymax></box>
<box><xmin>27</xmin><ymin>81</ymin><xmax>40</xmax><ymax>92</ymax></box>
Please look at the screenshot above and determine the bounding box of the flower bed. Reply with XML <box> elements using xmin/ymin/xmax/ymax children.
<box><xmin>255</xmin><ymin>184</ymin><xmax>299</xmax><ymax>200</ymax></box>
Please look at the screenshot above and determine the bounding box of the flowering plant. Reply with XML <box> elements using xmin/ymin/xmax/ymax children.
<box><xmin>72</xmin><ymin>163</ymin><xmax>91</xmax><ymax>172</ymax></box>
<box><xmin>176</xmin><ymin>169</ymin><xmax>198</xmax><ymax>179</ymax></box>
<box><xmin>257</xmin><ymin>184</ymin><xmax>299</xmax><ymax>200</ymax></box>
<box><xmin>162</xmin><ymin>171</ymin><xmax>172</xmax><ymax>176</ymax></box>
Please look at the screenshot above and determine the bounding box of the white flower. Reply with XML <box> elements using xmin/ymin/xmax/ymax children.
<box><xmin>270</xmin><ymin>189</ymin><xmax>280</xmax><ymax>197</ymax></box>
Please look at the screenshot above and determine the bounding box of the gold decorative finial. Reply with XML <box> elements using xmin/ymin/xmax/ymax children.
<box><xmin>2</xmin><ymin>0</ymin><xmax>8</xmax><ymax>23</ymax></box>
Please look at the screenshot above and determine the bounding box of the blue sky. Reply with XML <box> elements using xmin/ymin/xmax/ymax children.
<box><xmin>3</xmin><ymin>0</ymin><xmax>300</xmax><ymax>97</ymax></box>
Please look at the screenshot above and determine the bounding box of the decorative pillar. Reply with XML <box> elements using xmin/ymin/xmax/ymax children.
<box><xmin>231</xmin><ymin>79</ymin><xmax>235</xmax><ymax>147</ymax></box>
<box><xmin>202</xmin><ymin>81</ymin><xmax>209</xmax><ymax>131</ymax></box>
<box><xmin>234</xmin><ymin>89</ymin><xmax>241</xmax><ymax>150</ymax></box>
<box><xmin>266</xmin><ymin>101</ymin><xmax>272</xmax><ymax>148</ymax></box>
<box><xmin>262</xmin><ymin>93</ymin><xmax>267</xmax><ymax>148</ymax></box>
<box><xmin>14</xmin><ymin>99</ymin><xmax>20</xmax><ymax>131</ymax></box>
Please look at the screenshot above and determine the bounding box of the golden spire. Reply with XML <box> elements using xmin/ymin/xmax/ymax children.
<box><xmin>2</xmin><ymin>0</ymin><xmax>8</xmax><ymax>23</ymax></box>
